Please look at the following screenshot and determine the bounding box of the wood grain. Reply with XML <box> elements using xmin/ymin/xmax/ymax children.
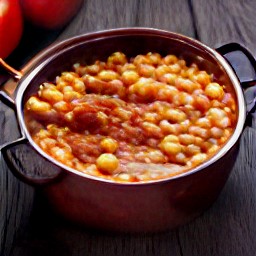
<box><xmin>136</xmin><ymin>0</ymin><xmax>195</xmax><ymax>37</ymax></box>
<box><xmin>179</xmin><ymin>1</ymin><xmax>256</xmax><ymax>255</ymax></box>
<box><xmin>0</xmin><ymin>103</ymin><xmax>34</xmax><ymax>256</ymax></box>
<box><xmin>1</xmin><ymin>0</ymin><xmax>256</xmax><ymax>255</ymax></box>
<box><xmin>178</xmin><ymin>127</ymin><xmax>256</xmax><ymax>256</ymax></box>
<box><xmin>58</xmin><ymin>0</ymin><xmax>138</xmax><ymax>40</ymax></box>
<box><xmin>191</xmin><ymin>0</ymin><xmax>256</xmax><ymax>52</ymax></box>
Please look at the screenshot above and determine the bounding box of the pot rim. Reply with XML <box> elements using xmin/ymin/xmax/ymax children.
<box><xmin>15</xmin><ymin>27</ymin><xmax>246</xmax><ymax>186</ymax></box>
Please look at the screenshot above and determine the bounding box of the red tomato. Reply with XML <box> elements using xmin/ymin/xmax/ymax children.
<box><xmin>20</xmin><ymin>0</ymin><xmax>84</xmax><ymax>30</ymax></box>
<box><xmin>0</xmin><ymin>0</ymin><xmax>23</xmax><ymax>59</ymax></box>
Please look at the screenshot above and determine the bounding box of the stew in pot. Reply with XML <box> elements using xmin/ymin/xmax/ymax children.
<box><xmin>24</xmin><ymin>52</ymin><xmax>237</xmax><ymax>182</ymax></box>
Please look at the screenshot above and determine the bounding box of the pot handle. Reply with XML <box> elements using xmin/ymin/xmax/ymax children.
<box><xmin>216</xmin><ymin>42</ymin><xmax>256</xmax><ymax>128</ymax></box>
<box><xmin>0</xmin><ymin>137</ymin><xmax>63</xmax><ymax>185</ymax></box>
<box><xmin>0</xmin><ymin>59</ymin><xmax>64</xmax><ymax>185</ymax></box>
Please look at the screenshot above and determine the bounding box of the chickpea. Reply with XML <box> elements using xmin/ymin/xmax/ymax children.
<box><xmin>193</xmin><ymin>94</ymin><xmax>211</xmax><ymax>112</ymax></box>
<box><xmin>159</xmin><ymin>120</ymin><xmax>178</xmax><ymax>134</ymax></box>
<box><xmin>36</xmin><ymin>129</ymin><xmax>51</xmax><ymax>139</ymax></box>
<box><xmin>61</xmin><ymin>72</ymin><xmax>79</xmax><ymax>83</ymax></box>
<box><xmin>160</xmin><ymin>141</ymin><xmax>182</xmax><ymax>155</ymax></box>
<box><xmin>210</xmin><ymin>127</ymin><xmax>224</xmax><ymax>138</ymax></box>
<box><xmin>40</xmin><ymin>87</ymin><xmax>63</xmax><ymax>103</ymax></box>
<box><xmin>175</xmin><ymin>78</ymin><xmax>198</xmax><ymax>93</ymax></box>
<box><xmin>159</xmin><ymin>73</ymin><xmax>177</xmax><ymax>85</ymax></box>
<box><xmin>129</xmin><ymin>78</ymin><xmax>157</xmax><ymax>98</ymax></box>
<box><xmin>207</xmin><ymin>107</ymin><xmax>226</xmax><ymax>120</ymax></box>
<box><xmin>179</xmin><ymin>120</ymin><xmax>191</xmax><ymax>133</ymax></box>
<box><xmin>146</xmin><ymin>52</ymin><xmax>162</xmax><ymax>65</ymax></box>
<box><xmin>147</xmin><ymin>150</ymin><xmax>166</xmax><ymax>163</ymax></box>
<box><xmin>183</xmin><ymin>65</ymin><xmax>198</xmax><ymax>79</ymax></box>
<box><xmin>56</xmin><ymin>80</ymin><xmax>68</xmax><ymax>91</ymax></box>
<box><xmin>178</xmin><ymin>59</ymin><xmax>186</xmax><ymax>67</ymax></box>
<box><xmin>175</xmin><ymin>152</ymin><xmax>187</xmax><ymax>164</ymax></box>
<box><xmin>219</xmin><ymin>129</ymin><xmax>232</xmax><ymax>143</ymax></box>
<box><xmin>218</xmin><ymin>117</ymin><xmax>231</xmax><ymax>128</ymax></box>
<box><xmin>133</xmin><ymin>55</ymin><xmax>151</xmax><ymax>66</ymax></box>
<box><xmin>164</xmin><ymin>108</ymin><xmax>187</xmax><ymax>123</ymax></box>
<box><xmin>137</xmin><ymin>64</ymin><xmax>155</xmax><ymax>78</ymax></box>
<box><xmin>189</xmin><ymin>153</ymin><xmax>207</xmax><ymax>165</ymax></box>
<box><xmin>98</xmin><ymin>70</ymin><xmax>119</xmax><ymax>81</ymax></box>
<box><xmin>157</xmin><ymin>86</ymin><xmax>178</xmax><ymax>101</ymax></box>
<box><xmin>189</xmin><ymin>126</ymin><xmax>209</xmax><ymax>139</ymax></box>
<box><xmin>162</xmin><ymin>134</ymin><xmax>179</xmax><ymax>143</ymax></box>
<box><xmin>178</xmin><ymin>134</ymin><xmax>195</xmax><ymax>145</ymax></box>
<box><xmin>163</xmin><ymin>55</ymin><xmax>178</xmax><ymax>65</ymax></box>
<box><xmin>208</xmin><ymin>144</ymin><xmax>219</xmax><ymax>154</ymax></box>
<box><xmin>86</xmin><ymin>63</ymin><xmax>102</xmax><ymax>75</ymax></box>
<box><xmin>155</xmin><ymin>65</ymin><xmax>172</xmax><ymax>79</ymax></box>
<box><xmin>100</xmin><ymin>138</ymin><xmax>118</xmax><ymax>153</ymax></box>
<box><xmin>194</xmin><ymin>136</ymin><xmax>204</xmax><ymax>147</ymax></box>
<box><xmin>207</xmin><ymin>108</ymin><xmax>230</xmax><ymax>128</ymax></box>
<box><xmin>53</xmin><ymin>101</ymin><xmax>70</xmax><ymax>112</ymax></box>
<box><xmin>172</xmin><ymin>92</ymin><xmax>194</xmax><ymax>106</ymax></box>
<box><xmin>195</xmin><ymin>117</ymin><xmax>211</xmax><ymax>128</ymax></box>
<box><xmin>143</xmin><ymin>112</ymin><xmax>159</xmax><ymax>123</ymax></box>
<box><xmin>121</xmin><ymin>63</ymin><xmax>137</xmax><ymax>72</ymax></box>
<box><xmin>114</xmin><ymin>107</ymin><xmax>133</xmax><ymax>121</ymax></box>
<box><xmin>73</xmin><ymin>79</ymin><xmax>86</xmax><ymax>93</ymax></box>
<box><xmin>25</xmin><ymin>97</ymin><xmax>51</xmax><ymax>112</ymax></box>
<box><xmin>149</xmin><ymin>101</ymin><xmax>167</xmax><ymax>112</ymax></box>
<box><xmin>186</xmin><ymin>109</ymin><xmax>202</xmax><ymax>123</ymax></box>
<box><xmin>47</xmin><ymin>124</ymin><xmax>68</xmax><ymax>137</ymax></box>
<box><xmin>205</xmin><ymin>82</ymin><xmax>224</xmax><ymax>100</ymax></box>
<box><xmin>121</xmin><ymin>70</ymin><xmax>139</xmax><ymax>85</ymax></box>
<box><xmin>107</xmin><ymin>52</ymin><xmax>127</xmax><ymax>65</ymax></box>
<box><xmin>63</xmin><ymin>91</ymin><xmax>82</xmax><ymax>102</ymax></box>
<box><xmin>168</xmin><ymin>63</ymin><xmax>181</xmax><ymax>74</ymax></box>
<box><xmin>62</xmin><ymin>86</ymin><xmax>74</xmax><ymax>93</ymax></box>
<box><xmin>96</xmin><ymin>153</ymin><xmax>119</xmax><ymax>174</ymax></box>
<box><xmin>193</xmin><ymin>71</ymin><xmax>211</xmax><ymax>86</ymax></box>
<box><xmin>186</xmin><ymin>144</ymin><xmax>201</xmax><ymax>156</ymax></box>
<box><xmin>142</xmin><ymin>122</ymin><xmax>162</xmax><ymax>136</ymax></box>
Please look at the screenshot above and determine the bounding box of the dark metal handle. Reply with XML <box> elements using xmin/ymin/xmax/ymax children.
<box><xmin>216</xmin><ymin>42</ymin><xmax>256</xmax><ymax>128</ymax></box>
<box><xmin>0</xmin><ymin>59</ymin><xmax>63</xmax><ymax>185</ymax></box>
<box><xmin>0</xmin><ymin>137</ymin><xmax>63</xmax><ymax>185</ymax></box>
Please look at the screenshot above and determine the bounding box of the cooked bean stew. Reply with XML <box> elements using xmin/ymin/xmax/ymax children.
<box><xmin>24</xmin><ymin>52</ymin><xmax>237</xmax><ymax>182</ymax></box>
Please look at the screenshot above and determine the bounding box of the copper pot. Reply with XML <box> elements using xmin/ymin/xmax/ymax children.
<box><xmin>0</xmin><ymin>28</ymin><xmax>255</xmax><ymax>233</ymax></box>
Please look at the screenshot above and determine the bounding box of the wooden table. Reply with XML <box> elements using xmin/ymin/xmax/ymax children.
<box><xmin>1</xmin><ymin>1</ymin><xmax>256</xmax><ymax>255</ymax></box>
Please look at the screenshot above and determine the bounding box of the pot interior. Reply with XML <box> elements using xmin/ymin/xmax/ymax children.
<box><xmin>20</xmin><ymin>31</ymin><xmax>237</xmax><ymax>104</ymax></box>
<box><xmin>16</xmin><ymin>29</ymin><xmax>244</xmax><ymax>182</ymax></box>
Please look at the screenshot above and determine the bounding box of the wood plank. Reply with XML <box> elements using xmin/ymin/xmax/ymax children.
<box><xmin>136</xmin><ymin>0</ymin><xmax>195</xmax><ymax>37</ymax></box>
<box><xmin>191</xmin><ymin>0</ymin><xmax>256</xmax><ymax>51</ymax></box>
<box><xmin>178</xmin><ymin>127</ymin><xmax>256</xmax><ymax>256</ymax></box>
<box><xmin>0</xmin><ymin>14</ymin><xmax>64</xmax><ymax>256</ymax></box>
<box><xmin>58</xmin><ymin>0</ymin><xmax>195</xmax><ymax>40</ymax></box>
<box><xmin>2</xmin><ymin>0</ymin><xmax>196</xmax><ymax>256</ymax></box>
<box><xmin>0</xmin><ymin>103</ymin><xmax>34</xmax><ymax>256</ymax></box>
<box><xmin>177</xmin><ymin>1</ymin><xmax>256</xmax><ymax>255</ymax></box>
<box><xmin>58</xmin><ymin>0</ymin><xmax>139</xmax><ymax>40</ymax></box>
<box><xmin>8</xmin><ymin>1</ymin><xmax>256</xmax><ymax>255</ymax></box>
